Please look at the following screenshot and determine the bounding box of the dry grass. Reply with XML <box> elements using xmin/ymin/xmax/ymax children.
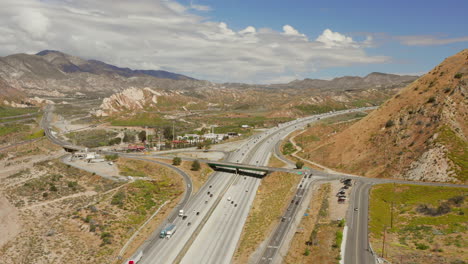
<box><xmin>369</xmin><ymin>184</ymin><xmax>467</xmax><ymax>264</ymax></box>
<box><xmin>233</xmin><ymin>171</ymin><xmax>300</xmax><ymax>263</ymax></box>
<box><xmin>284</xmin><ymin>183</ymin><xmax>328</xmax><ymax>263</ymax></box>
<box><xmin>284</xmin><ymin>183</ymin><xmax>343</xmax><ymax>263</ymax></box>
<box><xmin>0</xmin><ymin>158</ymin><xmax>185</xmax><ymax>264</ymax></box>
<box><xmin>268</xmin><ymin>153</ymin><xmax>288</xmax><ymax>168</ymax></box>
<box><xmin>297</xmin><ymin>50</ymin><xmax>468</xmax><ymax>181</ymax></box>
<box><xmin>149</xmin><ymin>158</ymin><xmax>213</xmax><ymax>194</ymax></box>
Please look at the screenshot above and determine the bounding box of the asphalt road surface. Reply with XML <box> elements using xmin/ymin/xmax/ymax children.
<box><xmin>137</xmin><ymin>107</ymin><xmax>375</xmax><ymax>264</ymax></box>
<box><xmin>258</xmin><ymin>176</ymin><xmax>316</xmax><ymax>264</ymax></box>
<box><xmin>41</xmin><ymin>104</ymin><xmax>467</xmax><ymax>264</ymax></box>
<box><xmin>344</xmin><ymin>180</ymin><xmax>375</xmax><ymax>264</ymax></box>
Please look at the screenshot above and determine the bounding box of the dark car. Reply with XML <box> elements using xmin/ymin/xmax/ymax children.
<box><xmin>210</xmin><ymin>194</ymin><xmax>213</xmax><ymax>197</ymax></box>
<box><xmin>187</xmin><ymin>222</ymin><xmax>191</xmax><ymax>226</ymax></box>
<box><xmin>295</xmin><ymin>201</ymin><xmax>299</xmax><ymax>205</ymax></box>
<box><xmin>182</xmin><ymin>215</ymin><xmax>188</xmax><ymax>220</ymax></box>
<box><xmin>196</xmin><ymin>211</ymin><xmax>200</xmax><ymax>215</ymax></box>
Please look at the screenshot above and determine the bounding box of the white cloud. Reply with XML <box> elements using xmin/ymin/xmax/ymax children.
<box><xmin>15</xmin><ymin>8</ymin><xmax>50</xmax><ymax>39</ymax></box>
<box><xmin>398</xmin><ymin>35</ymin><xmax>468</xmax><ymax>46</ymax></box>
<box><xmin>189</xmin><ymin>1</ymin><xmax>212</xmax><ymax>12</ymax></box>
<box><xmin>0</xmin><ymin>0</ymin><xmax>389</xmax><ymax>83</ymax></box>
<box><xmin>239</xmin><ymin>26</ymin><xmax>256</xmax><ymax>34</ymax></box>
<box><xmin>282</xmin><ymin>25</ymin><xmax>306</xmax><ymax>38</ymax></box>
<box><xmin>316</xmin><ymin>29</ymin><xmax>356</xmax><ymax>48</ymax></box>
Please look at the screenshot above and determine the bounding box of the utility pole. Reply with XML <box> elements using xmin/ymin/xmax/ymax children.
<box><xmin>158</xmin><ymin>131</ymin><xmax>161</xmax><ymax>151</ymax></box>
<box><xmin>381</xmin><ymin>226</ymin><xmax>387</xmax><ymax>258</ymax></box>
<box><xmin>390</xmin><ymin>202</ymin><xmax>394</xmax><ymax>229</ymax></box>
<box><xmin>172</xmin><ymin>121</ymin><xmax>175</xmax><ymax>150</ymax></box>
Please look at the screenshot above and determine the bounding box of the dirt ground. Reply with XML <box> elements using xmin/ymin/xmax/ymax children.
<box><xmin>0</xmin><ymin>196</ymin><xmax>21</xmax><ymax>248</ymax></box>
<box><xmin>169</xmin><ymin>151</ymin><xmax>225</xmax><ymax>161</ymax></box>
<box><xmin>285</xmin><ymin>181</ymin><xmax>346</xmax><ymax>264</ymax></box>
<box><xmin>328</xmin><ymin>180</ymin><xmax>350</xmax><ymax>221</ymax></box>
<box><xmin>284</xmin><ymin>183</ymin><xmax>326</xmax><ymax>263</ymax></box>
<box><xmin>0</xmin><ymin>155</ymin><xmax>184</xmax><ymax>263</ymax></box>
<box><xmin>150</xmin><ymin>158</ymin><xmax>213</xmax><ymax>194</ymax></box>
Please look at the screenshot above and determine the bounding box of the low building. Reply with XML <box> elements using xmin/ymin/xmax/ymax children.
<box><xmin>128</xmin><ymin>144</ymin><xmax>146</xmax><ymax>152</ymax></box>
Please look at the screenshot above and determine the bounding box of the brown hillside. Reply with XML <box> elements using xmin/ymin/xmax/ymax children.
<box><xmin>302</xmin><ymin>49</ymin><xmax>467</xmax><ymax>183</ymax></box>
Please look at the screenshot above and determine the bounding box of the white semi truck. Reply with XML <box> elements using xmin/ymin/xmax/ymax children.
<box><xmin>160</xmin><ymin>224</ymin><xmax>177</xmax><ymax>239</ymax></box>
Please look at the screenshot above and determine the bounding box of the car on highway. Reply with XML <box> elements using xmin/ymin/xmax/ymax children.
<box><xmin>354</xmin><ymin>208</ymin><xmax>358</xmax><ymax>211</ymax></box>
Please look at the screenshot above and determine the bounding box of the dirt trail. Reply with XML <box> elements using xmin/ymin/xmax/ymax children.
<box><xmin>20</xmin><ymin>190</ymin><xmax>97</xmax><ymax>210</ymax></box>
<box><xmin>0</xmin><ymin>196</ymin><xmax>21</xmax><ymax>248</ymax></box>
<box><xmin>0</xmin><ymin>151</ymin><xmax>65</xmax><ymax>179</ymax></box>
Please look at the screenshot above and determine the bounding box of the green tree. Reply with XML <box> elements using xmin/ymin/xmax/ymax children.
<box><xmin>191</xmin><ymin>160</ymin><xmax>201</xmax><ymax>171</ymax></box>
<box><xmin>296</xmin><ymin>160</ymin><xmax>304</xmax><ymax>169</ymax></box>
<box><xmin>123</xmin><ymin>132</ymin><xmax>132</xmax><ymax>143</ymax></box>
<box><xmin>163</xmin><ymin>126</ymin><xmax>173</xmax><ymax>140</ymax></box>
<box><xmin>138</xmin><ymin>130</ymin><xmax>147</xmax><ymax>142</ymax></box>
<box><xmin>172</xmin><ymin>157</ymin><xmax>182</xmax><ymax>166</ymax></box>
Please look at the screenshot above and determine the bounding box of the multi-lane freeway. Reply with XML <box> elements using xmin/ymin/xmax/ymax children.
<box><xmin>136</xmin><ymin>108</ymin><xmax>376</xmax><ymax>264</ymax></box>
<box><xmin>41</xmin><ymin>104</ymin><xmax>467</xmax><ymax>264</ymax></box>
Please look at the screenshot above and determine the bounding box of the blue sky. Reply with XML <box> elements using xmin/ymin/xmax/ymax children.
<box><xmin>0</xmin><ymin>0</ymin><xmax>467</xmax><ymax>83</ymax></box>
<box><xmin>187</xmin><ymin>0</ymin><xmax>468</xmax><ymax>79</ymax></box>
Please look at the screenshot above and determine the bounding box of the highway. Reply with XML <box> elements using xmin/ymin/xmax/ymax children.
<box><xmin>258</xmin><ymin>175</ymin><xmax>316</xmax><ymax>264</ymax></box>
<box><xmin>40</xmin><ymin>103</ymin><xmax>467</xmax><ymax>264</ymax></box>
<box><xmin>344</xmin><ymin>180</ymin><xmax>375</xmax><ymax>264</ymax></box>
<box><xmin>137</xmin><ymin>107</ymin><xmax>375</xmax><ymax>264</ymax></box>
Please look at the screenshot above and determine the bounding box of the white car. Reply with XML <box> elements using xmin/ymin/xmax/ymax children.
<box><xmin>227</xmin><ymin>197</ymin><xmax>231</xmax><ymax>201</ymax></box>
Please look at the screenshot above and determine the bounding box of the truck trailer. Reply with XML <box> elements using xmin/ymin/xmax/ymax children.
<box><xmin>160</xmin><ymin>224</ymin><xmax>177</xmax><ymax>239</ymax></box>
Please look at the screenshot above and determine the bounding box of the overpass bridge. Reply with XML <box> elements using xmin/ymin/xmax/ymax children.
<box><xmin>204</xmin><ymin>160</ymin><xmax>306</xmax><ymax>176</ymax></box>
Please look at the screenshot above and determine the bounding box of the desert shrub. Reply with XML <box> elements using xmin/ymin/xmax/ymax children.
<box><xmin>454</xmin><ymin>73</ymin><xmax>463</xmax><ymax>79</ymax></box>
<box><xmin>105</xmin><ymin>154</ymin><xmax>119</xmax><ymax>161</ymax></box>
<box><xmin>385</xmin><ymin>120</ymin><xmax>395</xmax><ymax>128</ymax></box>
<box><xmin>448</xmin><ymin>195</ymin><xmax>465</xmax><ymax>206</ymax></box>
<box><xmin>416</xmin><ymin>243</ymin><xmax>429</xmax><ymax>250</ymax></box>
<box><xmin>108</xmin><ymin>137</ymin><xmax>121</xmax><ymax>145</ymax></box>
<box><xmin>416</xmin><ymin>202</ymin><xmax>451</xmax><ymax>216</ymax></box>
<box><xmin>111</xmin><ymin>191</ymin><xmax>126</xmax><ymax>206</ymax></box>
<box><xmin>191</xmin><ymin>160</ymin><xmax>201</xmax><ymax>171</ymax></box>
<box><xmin>295</xmin><ymin>160</ymin><xmax>304</xmax><ymax>169</ymax></box>
<box><xmin>427</xmin><ymin>96</ymin><xmax>436</xmax><ymax>103</ymax></box>
<box><xmin>172</xmin><ymin>157</ymin><xmax>182</xmax><ymax>166</ymax></box>
<box><xmin>49</xmin><ymin>184</ymin><xmax>58</xmax><ymax>192</ymax></box>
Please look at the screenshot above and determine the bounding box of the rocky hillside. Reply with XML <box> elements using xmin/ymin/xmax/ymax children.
<box><xmin>96</xmin><ymin>73</ymin><xmax>417</xmax><ymax>117</ymax></box>
<box><xmin>301</xmin><ymin>49</ymin><xmax>467</xmax><ymax>183</ymax></box>
<box><xmin>0</xmin><ymin>51</ymin><xmax>209</xmax><ymax>98</ymax></box>
<box><xmin>0</xmin><ymin>77</ymin><xmax>25</xmax><ymax>103</ymax></box>
<box><xmin>263</xmin><ymin>72</ymin><xmax>417</xmax><ymax>91</ymax></box>
<box><xmin>36</xmin><ymin>50</ymin><xmax>195</xmax><ymax>80</ymax></box>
